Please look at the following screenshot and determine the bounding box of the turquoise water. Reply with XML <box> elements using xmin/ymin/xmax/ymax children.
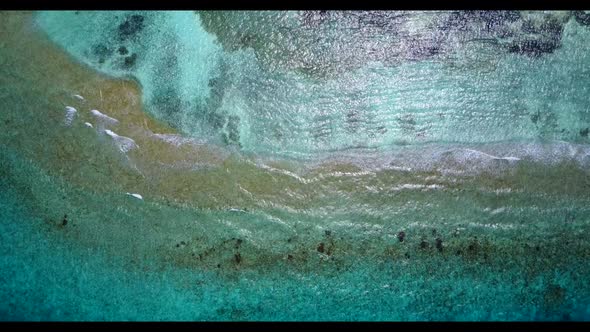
<box><xmin>1</xmin><ymin>11</ymin><xmax>590</xmax><ymax>321</ymax></box>
<box><xmin>35</xmin><ymin>11</ymin><xmax>590</xmax><ymax>158</ymax></box>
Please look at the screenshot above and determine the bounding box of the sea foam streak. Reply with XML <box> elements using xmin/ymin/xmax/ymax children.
<box><xmin>104</xmin><ymin>129</ymin><xmax>138</xmax><ymax>153</ymax></box>
<box><xmin>64</xmin><ymin>106</ymin><xmax>77</xmax><ymax>126</ymax></box>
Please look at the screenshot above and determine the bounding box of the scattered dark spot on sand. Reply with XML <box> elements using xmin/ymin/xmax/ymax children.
<box><xmin>234</xmin><ymin>253</ymin><xmax>241</xmax><ymax>264</ymax></box>
<box><xmin>325</xmin><ymin>246</ymin><xmax>332</xmax><ymax>256</ymax></box>
<box><xmin>580</xmin><ymin>128</ymin><xmax>589</xmax><ymax>137</ymax></box>
<box><xmin>325</xmin><ymin>230</ymin><xmax>331</xmax><ymax>237</ymax></box>
<box><xmin>435</xmin><ymin>238</ymin><xmax>443</xmax><ymax>252</ymax></box>
<box><xmin>397</xmin><ymin>231</ymin><xmax>405</xmax><ymax>242</ymax></box>
<box><xmin>535</xmin><ymin>245</ymin><xmax>541</xmax><ymax>251</ymax></box>
<box><xmin>287</xmin><ymin>254</ymin><xmax>293</xmax><ymax>260</ymax></box>
<box><xmin>180</xmin><ymin>241</ymin><xmax>186</xmax><ymax>245</ymax></box>
<box><xmin>467</xmin><ymin>238</ymin><xmax>480</xmax><ymax>255</ymax></box>
<box><xmin>420</xmin><ymin>239</ymin><xmax>429</xmax><ymax>250</ymax></box>
<box><xmin>317</xmin><ymin>243</ymin><xmax>325</xmax><ymax>253</ymax></box>
<box><xmin>175</xmin><ymin>244</ymin><xmax>180</xmax><ymax>248</ymax></box>
<box><xmin>287</xmin><ymin>238</ymin><xmax>292</xmax><ymax>243</ymax></box>
<box><xmin>118</xmin><ymin>46</ymin><xmax>129</xmax><ymax>55</ymax></box>
<box><xmin>432</xmin><ymin>229</ymin><xmax>437</xmax><ymax>236</ymax></box>
<box><xmin>217</xmin><ymin>264</ymin><xmax>221</xmax><ymax>268</ymax></box>
<box><xmin>404</xmin><ymin>252</ymin><xmax>410</xmax><ymax>259</ymax></box>
<box><xmin>62</xmin><ymin>214</ymin><xmax>68</xmax><ymax>226</ymax></box>
<box><xmin>456</xmin><ymin>250</ymin><xmax>462</xmax><ymax>256</ymax></box>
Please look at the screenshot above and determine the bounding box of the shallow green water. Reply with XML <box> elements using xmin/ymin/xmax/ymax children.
<box><xmin>1</xmin><ymin>11</ymin><xmax>590</xmax><ymax>321</ymax></box>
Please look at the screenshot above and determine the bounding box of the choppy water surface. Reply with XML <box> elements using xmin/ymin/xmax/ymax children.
<box><xmin>1</xmin><ymin>11</ymin><xmax>590</xmax><ymax>320</ymax></box>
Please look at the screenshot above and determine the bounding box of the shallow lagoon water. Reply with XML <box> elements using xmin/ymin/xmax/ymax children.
<box><xmin>1</xmin><ymin>11</ymin><xmax>590</xmax><ymax>320</ymax></box>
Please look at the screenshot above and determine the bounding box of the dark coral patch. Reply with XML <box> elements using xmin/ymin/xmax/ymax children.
<box><xmin>508</xmin><ymin>39</ymin><xmax>560</xmax><ymax>57</ymax></box>
<box><xmin>118</xmin><ymin>14</ymin><xmax>145</xmax><ymax>40</ymax></box>
<box><xmin>123</xmin><ymin>53</ymin><xmax>137</xmax><ymax>69</ymax></box>
<box><xmin>574</xmin><ymin>11</ymin><xmax>590</xmax><ymax>26</ymax></box>
<box><xmin>118</xmin><ymin>46</ymin><xmax>129</xmax><ymax>55</ymax></box>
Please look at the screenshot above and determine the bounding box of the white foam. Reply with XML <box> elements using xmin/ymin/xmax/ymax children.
<box><xmin>151</xmin><ymin>133</ymin><xmax>194</xmax><ymax>147</ymax></box>
<box><xmin>490</xmin><ymin>207</ymin><xmax>506</xmax><ymax>215</ymax></box>
<box><xmin>104</xmin><ymin>129</ymin><xmax>138</xmax><ymax>153</ymax></box>
<box><xmin>389</xmin><ymin>165</ymin><xmax>412</xmax><ymax>172</ymax></box>
<box><xmin>255</xmin><ymin>140</ymin><xmax>590</xmax><ymax>181</ymax></box>
<box><xmin>64</xmin><ymin>106</ymin><xmax>77</xmax><ymax>126</ymax></box>
<box><xmin>459</xmin><ymin>149</ymin><xmax>521</xmax><ymax>161</ymax></box>
<box><xmin>390</xmin><ymin>183</ymin><xmax>444</xmax><ymax>192</ymax></box>
<box><xmin>90</xmin><ymin>109</ymin><xmax>119</xmax><ymax>125</ymax></box>
<box><xmin>126</xmin><ymin>192</ymin><xmax>143</xmax><ymax>200</ymax></box>
<box><xmin>256</xmin><ymin>163</ymin><xmax>313</xmax><ymax>184</ymax></box>
<box><xmin>73</xmin><ymin>94</ymin><xmax>84</xmax><ymax>100</ymax></box>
